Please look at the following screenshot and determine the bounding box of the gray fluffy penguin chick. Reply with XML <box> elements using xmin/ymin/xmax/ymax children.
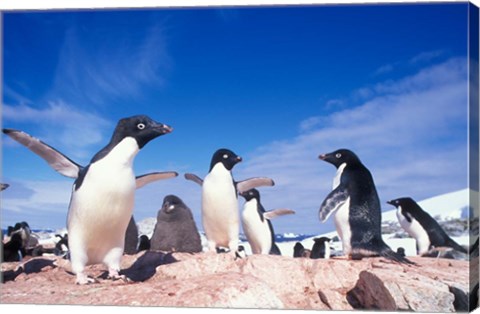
<box><xmin>150</xmin><ymin>195</ymin><xmax>202</xmax><ymax>253</ymax></box>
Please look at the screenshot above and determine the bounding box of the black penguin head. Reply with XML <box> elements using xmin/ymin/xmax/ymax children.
<box><xmin>13</xmin><ymin>221</ymin><xmax>29</xmax><ymax>230</ymax></box>
<box><xmin>387</xmin><ymin>197</ymin><xmax>422</xmax><ymax>213</ymax></box>
<box><xmin>112</xmin><ymin>115</ymin><xmax>172</xmax><ymax>149</ymax></box>
<box><xmin>386</xmin><ymin>197</ymin><xmax>416</xmax><ymax>209</ymax></box>
<box><xmin>0</xmin><ymin>183</ymin><xmax>9</xmax><ymax>191</ymax></box>
<box><xmin>239</xmin><ymin>188</ymin><xmax>260</xmax><ymax>202</ymax></box>
<box><xmin>294</xmin><ymin>242</ymin><xmax>304</xmax><ymax>249</ymax></box>
<box><xmin>209</xmin><ymin>148</ymin><xmax>242</xmax><ymax>171</ymax></box>
<box><xmin>161</xmin><ymin>194</ymin><xmax>185</xmax><ymax>214</ymax></box>
<box><xmin>319</xmin><ymin>149</ymin><xmax>361</xmax><ymax>168</ymax></box>
<box><xmin>313</xmin><ymin>237</ymin><xmax>331</xmax><ymax>244</ymax></box>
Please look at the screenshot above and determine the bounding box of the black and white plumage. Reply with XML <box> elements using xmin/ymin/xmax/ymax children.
<box><xmin>124</xmin><ymin>216</ymin><xmax>139</xmax><ymax>255</ymax></box>
<box><xmin>293</xmin><ymin>242</ymin><xmax>305</xmax><ymax>258</ymax></box>
<box><xmin>7</xmin><ymin>221</ymin><xmax>32</xmax><ymax>258</ymax></box>
<box><xmin>3</xmin><ymin>115</ymin><xmax>176</xmax><ymax>284</ymax></box>
<box><xmin>137</xmin><ymin>235</ymin><xmax>151</xmax><ymax>252</ymax></box>
<box><xmin>318</xmin><ymin>149</ymin><xmax>412</xmax><ymax>264</ymax></box>
<box><xmin>2</xmin><ymin>127</ymin><xmax>177</xmax><ymax>189</ymax></box>
<box><xmin>310</xmin><ymin>237</ymin><xmax>331</xmax><ymax>259</ymax></box>
<box><xmin>387</xmin><ymin>197</ymin><xmax>468</xmax><ymax>255</ymax></box>
<box><xmin>54</xmin><ymin>234</ymin><xmax>69</xmax><ymax>258</ymax></box>
<box><xmin>2</xmin><ymin>232</ymin><xmax>24</xmax><ymax>262</ymax></box>
<box><xmin>184</xmin><ymin>148</ymin><xmax>274</xmax><ymax>255</ymax></box>
<box><xmin>239</xmin><ymin>188</ymin><xmax>294</xmax><ymax>255</ymax></box>
<box><xmin>150</xmin><ymin>195</ymin><xmax>202</xmax><ymax>253</ymax></box>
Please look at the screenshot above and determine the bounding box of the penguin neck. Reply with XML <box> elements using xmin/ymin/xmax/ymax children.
<box><xmin>94</xmin><ymin>137</ymin><xmax>140</xmax><ymax>167</ymax></box>
<box><xmin>210</xmin><ymin>162</ymin><xmax>232</xmax><ymax>177</ymax></box>
<box><xmin>333</xmin><ymin>162</ymin><xmax>347</xmax><ymax>189</ymax></box>
<box><xmin>243</xmin><ymin>198</ymin><xmax>258</xmax><ymax>212</ymax></box>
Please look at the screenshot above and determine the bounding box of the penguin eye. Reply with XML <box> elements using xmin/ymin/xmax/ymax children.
<box><xmin>335</xmin><ymin>153</ymin><xmax>342</xmax><ymax>158</ymax></box>
<box><xmin>223</xmin><ymin>154</ymin><xmax>229</xmax><ymax>159</ymax></box>
<box><xmin>137</xmin><ymin>123</ymin><xmax>146</xmax><ymax>130</ymax></box>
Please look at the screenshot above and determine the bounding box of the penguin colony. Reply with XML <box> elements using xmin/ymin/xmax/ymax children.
<box><xmin>2</xmin><ymin>116</ymin><xmax>470</xmax><ymax>284</ymax></box>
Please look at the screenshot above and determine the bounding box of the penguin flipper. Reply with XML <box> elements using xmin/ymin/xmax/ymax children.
<box><xmin>236</xmin><ymin>177</ymin><xmax>275</xmax><ymax>194</ymax></box>
<box><xmin>264</xmin><ymin>208</ymin><xmax>296</xmax><ymax>220</ymax></box>
<box><xmin>136</xmin><ymin>171</ymin><xmax>178</xmax><ymax>189</ymax></box>
<box><xmin>3</xmin><ymin>128</ymin><xmax>81</xmax><ymax>178</ymax></box>
<box><xmin>319</xmin><ymin>186</ymin><xmax>349</xmax><ymax>222</ymax></box>
<box><xmin>184</xmin><ymin>173</ymin><xmax>204</xmax><ymax>186</ymax></box>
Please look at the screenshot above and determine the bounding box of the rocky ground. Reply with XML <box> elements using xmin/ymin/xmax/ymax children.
<box><xmin>0</xmin><ymin>251</ymin><xmax>475</xmax><ymax>312</ymax></box>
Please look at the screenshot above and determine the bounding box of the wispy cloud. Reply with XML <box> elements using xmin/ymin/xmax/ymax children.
<box><xmin>3</xmin><ymin>101</ymin><xmax>112</xmax><ymax>160</ymax></box>
<box><xmin>373</xmin><ymin>63</ymin><xmax>395</xmax><ymax>76</ymax></box>
<box><xmin>1</xmin><ymin>179</ymin><xmax>72</xmax><ymax>228</ymax></box>
<box><xmin>373</xmin><ymin>50</ymin><xmax>446</xmax><ymax>77</ymax></box>
<box><xmin>237</xmin><ymin>57</ymin><xmax>468</xmax><ymax>234</ymax></box>
<box><xmin>409</xmin><ymin>49</ymin><xmax>444</xmax><ymax>64</ymax></box>
<box><xmin>49</xmin><ymin>22</ymin><xmax>171</xmax><ymax>107</ymax></box>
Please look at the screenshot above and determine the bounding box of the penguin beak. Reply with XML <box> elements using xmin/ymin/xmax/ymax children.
<box><xmin>319</xmin><ymin>154</ymin><xmax>327</xmax><ymax>160</ymax></box>
<box><xmin>386</xmin><ymin>200</ymin><xmax>395</xmax><ymax>206</ymax></box>
<box><xmin>156</xmin><ymin>123</ymin><xmax>173</xmax><ymax>134</ymax></box>
<box><xmin>235</xmin><ymin>156</ymin><xmax>243</xmax><ymax>163</ymax></box>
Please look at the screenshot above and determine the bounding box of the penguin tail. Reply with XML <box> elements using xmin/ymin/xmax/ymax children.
<box><xmin>446</xmin><ymin>238</ymin><xmax>468</xmax><ymax>254</ymax></box>
<box><xmin>357</xmin><ymin>241</ymin><xmax>416</xmax><ymax>265</ymax></box>
<box><xmin>378</xmin><ymin>246</ymin><xmax>416</xmax><ymax>265</ymax></box>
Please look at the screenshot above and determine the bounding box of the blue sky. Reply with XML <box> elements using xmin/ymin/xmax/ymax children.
<box><xmin>1</xmin><ymin>3</ymin><xmax>472</xmax><ymax>235</ymax></box>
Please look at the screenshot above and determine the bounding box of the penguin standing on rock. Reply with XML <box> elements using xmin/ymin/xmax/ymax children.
<box><xmin>185</xmin><ymin>148</ymin><xmax>274</xmax><ymax>256</ymax></box>
<box><xmin>239</xmin><ymin>188</ymin><xmax>295</xmax><ymax>255</ymax></box>
<box><xmin>150</xmin><ymin>194</ymin><xmax>202</xmax><ymax>253</ymax></box>
<box><xmin>318</xmin><ymin>149</ymin><xmax>413</xmax><ymax>264</ymax></box>
<box><xmin>387</xmin><ymin>197</ymin><xmax>468</xmax><ymax>255</ymax></box>
<box><xmin>3</xmin><ymin>115</ymin><xmax>176</xmax><ymax>284</ymax></box>
<box><xmin>310</xmin><ymin>237</ymin><xmax>332</xmax><ymax>259</ymax></box>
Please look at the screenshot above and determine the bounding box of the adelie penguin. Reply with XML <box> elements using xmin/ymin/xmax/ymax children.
<box><xmin>387</xmin><ymin>197</ymin><xmax>468</xmax><ymax>256</ymax></box>
<box><xmin>310</xmin><ymin>237</ymin><xmax>332</xmax><ymax>259</ymax></box>
<box><xmin>239</xmin><ymin>188</ymin><xmax>295</xmax><ymax>255</ymax></box>
<box><xmin>3</xmin><ymin>115</ymin><xmax>176</xmax><ymax>284</ymax></box>
<box><xmin>318</xmin><ymin>149</ymin><xmax>413</xmax><ymax>264</ymax></box>
<box><xmin>184</xmin><ymin>148</ymin><xmax>275</xmax><ymax>255</ymax></box>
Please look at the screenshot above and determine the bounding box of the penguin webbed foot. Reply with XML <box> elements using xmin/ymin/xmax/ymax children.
<box><xmin>107</xmin><ymin>269</ymin><xmax>131</xmax><ymax>283</ymax></box>
<box><xmin>75</xmin><ymin>273</ymin><xmax>98</xmax><ymax>285</ymax></box>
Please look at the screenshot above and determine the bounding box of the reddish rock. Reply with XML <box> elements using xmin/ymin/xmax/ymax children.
<box><xmin>0</xmin><ymin>253</ymin><xmax>470</xmax><ymax>312</ymax></box>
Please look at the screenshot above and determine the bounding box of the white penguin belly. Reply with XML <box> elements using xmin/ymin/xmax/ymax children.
<box><xmin>396</xmin><ymin>207</ymin><xmax>430</xmax><ymax>255</ymax></box>
<box><xmin>241</xmin><ymin>200</ymin><xmax>272</xmax><ymax>254</ymax></box>
<box><xmin>202</xmin><ymin>164</ymin><xmax>239</xmax><ymax>248</ymax></box>
<box><xmin>324</xmin><ymin>243</ymin><xmax>331</xmax><ymax>259</ymax></box>
<box><xmin>334</xmin><ymin>197</ymin><xmax>351</xmax><ymax>256</ymax></box>
<box><xmin>68</xmin><ymin>138</ymin><xmax>138</xmax><ymax>264</ymax></box>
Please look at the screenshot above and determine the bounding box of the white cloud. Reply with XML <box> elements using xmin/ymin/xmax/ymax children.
<box><xmin>1</xmin><ymin>179</ymin><xmax>73</xmax><ymax>228</ymax></box>
<box><xmin>50</xmin><ymin>22</ymin><xmax>171</xmax><ymax>106</ymax></box>
<box><xmin>236</xmin><ymin>57</ymin><xmax>468</xmax><ymax>234</ymax></box>
<box><xmin>3</xmin><ymin>101</ymin><xmax>112</xmax><ymax>160</ymax></box>
<box><xmin>409</xmin><ymin>50</ymin><xmax>444</xmax><ymax>64</ymax></box>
